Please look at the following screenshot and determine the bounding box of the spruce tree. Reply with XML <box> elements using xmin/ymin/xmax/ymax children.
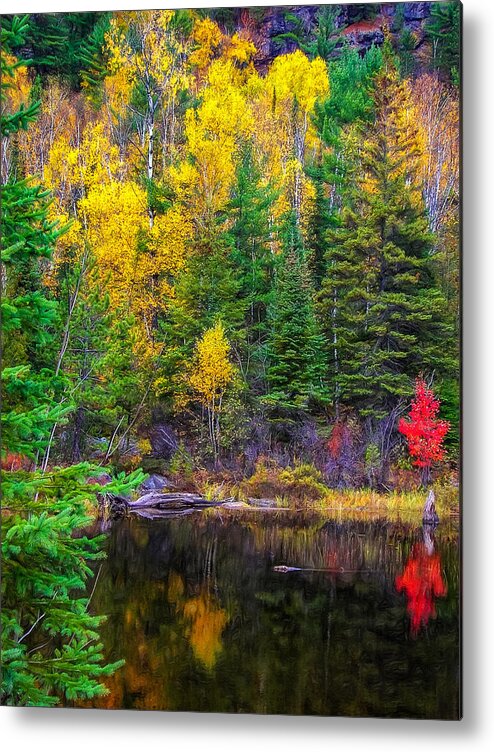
<box><xmin>1</xmin><ymin>16</ymin><xmax>141</xmax><ymax>706</ymax></box>
<box><xmin>166</xmin><ymin>218</ymin><xmax>244</xmax><ymax>349</ymax></box>
<box><xmin>318</xmin><ymin>45</ymin><xmax>455</xmax><ymax>422</ymax></box>
<box><xmin>309</xmin><ymin>44</ymin><xmax>383</xmax><ymax>293</ymax></box>
<box><xmin>426</xmin><ymin>1</ymin><xmax>461</xmax><ymax>84</ymax></box>
<box><xmin>266</xmin><ymin>213</ymin><xmax>326</xmax><ymax>409</ymax></box>
<box><xmin>229</xmin><ymin>145</ymin><xmax>277</xmax><ymax>391</ymax></box>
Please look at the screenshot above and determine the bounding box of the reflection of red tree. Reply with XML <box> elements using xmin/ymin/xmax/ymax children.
<box><xmin>395</xmin><ymin>542</ymin><xmax>447</xmax><ymax>636</ymax></box>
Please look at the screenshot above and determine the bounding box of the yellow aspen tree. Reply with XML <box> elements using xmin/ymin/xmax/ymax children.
<box><xmin>189</xmin><ymin>16</ymin><xmax>224</xmax><ymax>75</ymax></box>
<box><xmin>171</xmin><ymin>57</ymin><xmax>254</xmax><ymax>220</ymax></box>
<box><xmin>18</xmin><ymin>81</ymin><xmax>75</xmax><ymax>184</ymax></box>
<box><xmin>175</xmin><ymin>54</ymin><xmax>256</xmax><ymax>218</ymax></box>
<box><xmin>251</xmin><ymin>50</ymin><xmax>329</xmax><ymax>224</ymax></box>
<box><xmin>189</xmin><ymin>321</ymin><xmax>235</xmax><ymax>465</ymax></box>
<box><xmin>103</xmin><ymin>10</ymin><xmax>192</xmax><ymax>214</ymax></box>
<box><xmin>411</xmin><ymin>72</ymin><xmax>459</xmax><ymax>239</ymax></box>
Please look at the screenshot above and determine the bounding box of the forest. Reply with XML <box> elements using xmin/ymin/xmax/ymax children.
<box><xmin>1</xmin><ymin>3</ymin><xmax>460</xmax><ymax>708</ymax></box>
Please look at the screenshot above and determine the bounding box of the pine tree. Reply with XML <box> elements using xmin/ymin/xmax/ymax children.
<box><xmin>266</xmin><ymin>213</ymin><xmax>326</xmax><ymax>409</ymax></box>
<box><xmin>15</xmin><ymin>11</ymin><xmax>108</xmax><ymax>89</ymax></box>
<box><xmin>1</xmin><ymin>16</ymin><xmax>142</xmax><ymax>706</ymax></box>
<box><xmin>272</xmin><ymin>5</ymin><xmax>341</xmax><ymax>62</ymax></box>
<box><xmin>318</xmin><ymin>44</ymin><xmax>455</xmax><ymax>422</ymax></box>
<box><xmin>426</xmin><ymin>1</ymin><xmax>461</xmax><ymax>84</ymax></box>
<box><xmin>309</xmin><ymin>44</ymin><xmax>383</xmax><ymax>293</ymax></box>
<box><xmin>229</xmin><ymin>145</ymin><xmax>277</xmax><ymax>390</ymax></box>
<box><xmin>79</xmin><ymin>13</ymin><xmax>112</xmax><ymax>105</ymax></box>
<box><xmin>166</xmin><ymin>218</ymin><xmax>244</xmax><ymax>355</ymax></box>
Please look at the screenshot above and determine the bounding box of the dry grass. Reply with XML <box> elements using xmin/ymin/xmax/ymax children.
<box><xmin>196</xmin><ymin>459</ymin><xmax>460</xmax><ymax>524</ymax></box>
<box><xmin>297</xmin><ymin>484</ymin><xmax>459</xmax><ymax>523</ymax></box>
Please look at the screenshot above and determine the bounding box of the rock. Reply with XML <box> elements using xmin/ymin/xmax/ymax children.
<box><xmin>138</xmin><ymin>473</ymin><xmax>174</xmax><ymax>493</ymax></box>
<box><xmin>149</xmin><ymin>423</ymin><xmax>178</xmax><ymax>459</ymax></box>
<box><xmin>404</xmin><ymin>2</ymin><xmax>432</xmax><ymax>22</ymax></box>
<box><xmin>341</xmin><ymin>24</ymin><xmax>385</xmax><ymax>54</ymax></box>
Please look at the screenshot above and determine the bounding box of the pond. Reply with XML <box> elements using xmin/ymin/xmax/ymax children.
<box><xmin>81</xmin><ymin>510</ymin><xmax>461</xmax><ymax>719</ymax></box>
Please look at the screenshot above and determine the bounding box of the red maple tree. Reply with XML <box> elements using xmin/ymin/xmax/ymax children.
<box><xmin>398</xmin><ymin>377</ymin><xmax>450</xmax><ymax>485</ymax></box>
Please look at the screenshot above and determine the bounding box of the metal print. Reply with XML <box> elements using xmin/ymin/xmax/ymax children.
<box><xmin>1</xmin><ymin>2</ymin><xmax>461</xmax><ymax>718</ymax></box>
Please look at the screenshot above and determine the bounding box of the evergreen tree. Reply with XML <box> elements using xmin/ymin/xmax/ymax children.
<box><xmin>167</xmin><ymin>219</ymin><xmax>244</xmax><ymax>349</ymax></box>
<box><xmin>310</xmin><ymin>45</ymin><xmax>383</xmax><ymax>319</ymax></box>
<box><xmin>305</xmin><ymin>163</ymin><xmax>331</xmax><ymax>290</ymax></box>
<box><xmin>229</xmin><ymin>145</ymin><xmax>278</xmax><ymax>391</ymax></box>
<box><xmin>13</xmin><ymin>11</ymin><xmax>109</xmax><ymax>89</ymax></box>
<box><xmin>272</xmin><ymin>5</ymin><xmax>341</xmax><ymax>62</ymax></box>
<box><xmin>318</xmin><ymin>45</ymin><xmax>455</xmax><ymax>422</ymax></box>
<box><xmin>266</xmin><ymin>213</ymin><xmax>326</xmax><ymax>409</ymax></box>
<box><xmin>1</xmin><ymin>16</ymin><xmax>141</xmax><ymax>706</ymax></box>
<box><xmin>79</xmin><ymin>13</ymin><xmax>112</xmax><ymax>105</ymax></box>
<box><xmin>426</xmin><ymin>1</ymin><xmax>461</xmax><ymax>84</ymax></box>
<box><xmin>159</xmin><ymin>218</ymin><xmax>244</xmax><ymax>411</ymax></box>
<box><xmin>314</xmin><ymin>44</ymin><xmax>383</xmax><ymax>136</ymax></box>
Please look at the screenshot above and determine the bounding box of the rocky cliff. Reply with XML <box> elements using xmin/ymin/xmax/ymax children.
<box><xmin>215</xmin><ymin>3</ymin><xmax>434</xmax><ymax>69</ymax></box>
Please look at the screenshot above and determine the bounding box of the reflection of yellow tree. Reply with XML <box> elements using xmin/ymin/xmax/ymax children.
<box><xmin>183</xmin><ymin>592</ymin><xmax>228</xmax><ymax>670</ymax></box>
<box><xmin>167</xmin><ymin>571</ymin><xmax>228</xmax><ymax>670</ymax></box>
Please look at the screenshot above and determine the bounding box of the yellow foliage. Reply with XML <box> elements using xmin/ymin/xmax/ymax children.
<box><xmin>137</xmin><ymin>438</ymin><xmax>152</xmax><ymax>456</ymax></box>
<box><xmin>147</xmin><ymin>206</ymin><xmax>192</xmax><ymax>279</ymax></box>
<box><xmin>265</xmin><ymin>50</ymin><xmax>329</xmax><ymax>115</ymax></box>
<box><xmin>189</xmin><ymin>322</ymin><xmax>235</xmax><ymax>408</ymax></box>
<box><xmin>1</xmin><ymin>53</ymin><xmax>31</xmax><ymax>113</ymax></box>
<box><xmin>103</xmin><ymin>11</ymin><xmax>192</xmax><ymax>156</ymax></box>
<box><xmin>167</xmin><ymin>571</ymin><xmax>185</xmax><ymax>604</ymax></box>
<box><xmin>248</xmin><ymin>50</ymin><xmax>329</xmax><ymax>223</ymax></box>
<box><xmin>225</xmin><ymin>33</ymin><xmax>257</xmax><ymax>66</ymax></box>
<box><xmin>79</xmin><ymin>180</ymin><xmax>147</xmax><ymax>309</ymax></box>
<box><xmin>77</xmin><ymin>180</ymin><xmax>190</xmax><ymax>341</ymax></box>
<box><xmin>45</xmin><ymin>122</ymin><xmax>121</xmax><ymax>203</ymax></box>
<box><xmin>189</xmin><ymin>17</ymin><xmax>224</xmax><ymax>71</ymax></box>
<box><xmin>172</xmin><ymin>58</ymin><xmax>254</xmax><ymax>215</ymax></box>
<box><xmin>412</xmin><ymin>73</ymin><xmax>459</xmax><ymax>233</ymax></box>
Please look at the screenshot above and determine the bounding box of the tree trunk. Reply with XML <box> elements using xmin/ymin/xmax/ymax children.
<box><xmin>423</xmin><ymin>489</ymin><xmax>439</xmax><ymax>525</ymax></box>
<box><xmin>70</xmin><ymin>406</ymin><xmax>85</xmax><ymax>462</ymax></box>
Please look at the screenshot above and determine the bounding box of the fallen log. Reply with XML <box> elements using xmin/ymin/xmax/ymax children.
<box><xmin>126</xmin><ymin>491</ymin><xmax>235</xmax><ymax>512</ymax></box>
<box><xmin>128</xmin><ymin>491</ymin><xmax>204</xmax><ymax>509</ymax></box>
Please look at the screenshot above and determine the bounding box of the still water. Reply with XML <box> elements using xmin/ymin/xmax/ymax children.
<box><xmin>83</xmin><ymin>510</ymin><xmax>460</xmax><ymax>719</ymax></box>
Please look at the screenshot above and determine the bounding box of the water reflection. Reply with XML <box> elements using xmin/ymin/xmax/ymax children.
<box><xmin>395</xmin><ymin>525</ymin><xmax>447</xmax><ymax>637</ymax></box>
<box><xmin>168</xmin><ymin>573</ymin><xmax>229</xmax><ymax>670</ymax></box>
<box><xmin>82</xmin><ymin>511</ymin><xmax>460</xmax><ymax>719</ymax></box>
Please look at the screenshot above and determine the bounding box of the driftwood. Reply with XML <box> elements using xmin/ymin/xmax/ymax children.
<box><xmin>273</xmin><ymin>565</ymin><xmax>373</xmax><ymax>574</ymax></box>
<box><xmin>126</xmin><ymin>491</ymin><xmax>234</xmax><ymax>513</ymax></box>
<box><xmin>98</xmin><ymin>492</ymin><xmax>131</xmax><ymax>518</ymax></box>
<box><xmin>422</xmin><ymin>489</ymin><xmax>439</xmax><ymax>525</ymax></box>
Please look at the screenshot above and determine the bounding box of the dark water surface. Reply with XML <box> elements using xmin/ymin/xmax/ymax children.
<box><xmin>83</xmin><ymin>511</ymin><xmax>460</xmax><ymax>719</ymax></box>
